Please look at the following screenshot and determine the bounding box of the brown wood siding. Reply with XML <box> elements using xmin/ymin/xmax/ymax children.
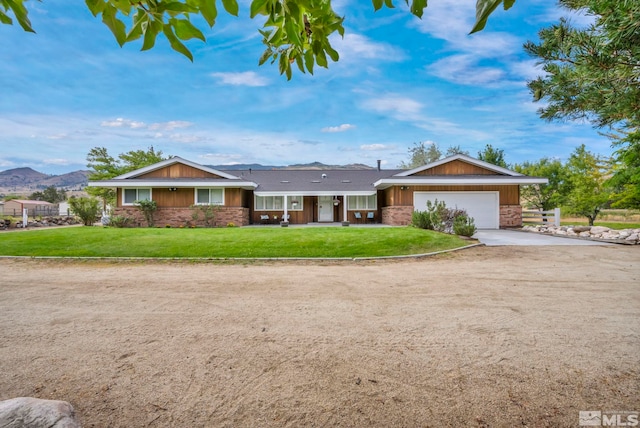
<box><xmin>224</xmin><ymin>188</ymin><xmax>244</xmax><ymax>207</ymax></box>
<box><xmin>116</xmin><ymin>187</ymin><xmax>246</xmax><ymax>208</ymax></box>
<box><xmin>138</xmin><ymin>164</ymin><xmax>224</xmax><ymax>179</ymax></box>
<box><xmin>411</xmin><ymin>160</ymin><xmax>504</xmax><ymax>176</ymax></box>
<box><xmin>389</xmin><ymin>185</ymin><xmax>519</xmax><ymax>206</ymax></box>
<box><xmin>149</xmin><ymin>188</ymin><xmax>194</xmax><ymax>208</ymax></box>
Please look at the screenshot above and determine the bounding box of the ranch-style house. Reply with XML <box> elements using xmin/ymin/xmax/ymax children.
<box><xmin>88</xmin><ymin>154</ymin><xmax>548</xmax><ymax>229</ymax></box>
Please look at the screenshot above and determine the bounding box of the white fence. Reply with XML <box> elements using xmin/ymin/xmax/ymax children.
<box><xmin>522</xmin><ymin>208</ymin><xmax>561</xmax><ymax>227</ymax></box>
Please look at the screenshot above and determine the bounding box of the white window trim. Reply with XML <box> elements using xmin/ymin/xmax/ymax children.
<box><xmin>347</xmin><ymin>195</ymin><xmax>377</xmax><ymax>210</ymax></box>
<box><xmin>122</xmin><ymin>188</ymin><xmax>152</xmax><ymax>206</ymax></box>
<box><xmin>194</xmin><ymin>188</ymin><xmax>225</xmax><ymax>206</ymax></box>
<box><xmin>254</xmin><ymin>195</ymin><xmax>304</xmax><ymax>211</ymax></box>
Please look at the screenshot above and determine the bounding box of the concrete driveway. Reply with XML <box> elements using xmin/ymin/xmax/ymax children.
<box><xmin>473</xmin><ymin>229</ymin><xmax>612</xmax><ymax>246</ymax></box>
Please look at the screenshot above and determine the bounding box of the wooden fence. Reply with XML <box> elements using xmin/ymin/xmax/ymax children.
<box><xmin>522</xmin><ymin>208</ymin><xmax>561</xmax><ymax>227</ymax></box>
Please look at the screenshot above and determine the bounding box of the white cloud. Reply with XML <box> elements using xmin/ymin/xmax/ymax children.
<box><xmin>361</xmin><ymin>94</ymin><xmax>423</xmax><ymax>119</ymax></box>
<box><xmin>333</xmin><ymin>33</ymin><xmax>406</xmax><ymax>62</ymax></box>
<box><xmin>321</xmin><ymin>123</ymin><xmax>356</xmax><ymax>133</ymax></box>
<box><xmin>148</xmin><ymin>121</ymin><xmax>193</xmax><ymax>131</ymax></box>
<box><xmin>427</xmin><ymin>55</ymin><xmax>505</xmax><ymax>85</ymax></box>
<box><xmin>43</xmin><ymin>158</ymin><xmax>71</xmax><ymax>165</ymax></box>
<box><xmin>198</xmin><ymin>153</ymin><xmax>245</xmax><ymax>164</ymax></box>
<box><xmin>101</xmin><ymin>118</ymin><xmax>146</xmax><ymax>128</ymax></box>
<box><xmin>510</xmin><ymin>59</ymin><xmax>547</xmax><ymax>82</ymax></box>
<box><xmin>211</xmin><ymin>71</ymin><xmax>269</xmax><ymax>87</ymax></box>
<box><xmin>410</xmin><ymin>0</ymin><xmax>520</xmax><ymax>57</ymax></box>
<box><xmin>360</xmin><ymin>143</ymin><xmax>393</xmax><ymax>151</ymax></box>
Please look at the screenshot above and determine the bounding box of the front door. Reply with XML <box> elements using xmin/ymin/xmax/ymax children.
<box><xmin>318</xmin><ymin>196</ymin><xmax>334</xmax><ymax>222</ymax></box>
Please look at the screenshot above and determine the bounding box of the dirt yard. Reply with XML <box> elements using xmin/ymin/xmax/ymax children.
<box><xmin>0</xmin><ymin>246</ymin><xmax>638</xmax><ymax>427</ymax></box>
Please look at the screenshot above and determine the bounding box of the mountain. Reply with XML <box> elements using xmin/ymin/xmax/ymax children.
<box><xmin>0</xmin><ymin>167</ymin><xmax>89</xmax><ymax>194</ymax></box>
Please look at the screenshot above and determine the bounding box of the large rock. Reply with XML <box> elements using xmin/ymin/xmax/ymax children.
<box><xmin>590</xmin><ymin>226</ymin><xmax>610</xmax><ymax>235</ymax></box>
<box><xmin>0</xmin><ymin>397</ymin><xmax>80</xmax><ymax>428</ymax></box>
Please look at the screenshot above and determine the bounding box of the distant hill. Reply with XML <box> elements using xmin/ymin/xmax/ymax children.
<box><xmin>0</xmin><ymin>167</ymin><xmax>89</xmax><ymax>194</ymax></box>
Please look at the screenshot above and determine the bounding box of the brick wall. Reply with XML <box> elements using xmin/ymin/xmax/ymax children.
<box><xmin>113</xmin><ymin>207</ymin><xmax>249</xmax><ymax>227</ymax></box>
<box><xmin>382</xmin><ymin>206</ymin><xmax>413</xmax><ymax>226</ymax></box>
<box><xmin>500</xmin><ymin>205</ymin><xmax>522</xmax><ymax>228</ymax></box>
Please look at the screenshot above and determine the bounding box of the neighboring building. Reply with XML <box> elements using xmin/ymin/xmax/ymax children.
<box><xmin>3</xmin><ymin>200</ymin><xmax>57</xmax><ymax>217</ymax></box>
<box><xmin>88</xmin><ymin>154</ymin><xmax>548</xmax><ymax>229</ymax></box>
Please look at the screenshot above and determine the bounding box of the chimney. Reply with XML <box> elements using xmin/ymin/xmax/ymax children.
<box><xmin>377</xmin><ymin>160</ymin><xmax>381</xmax><ymax>171</ymax></box>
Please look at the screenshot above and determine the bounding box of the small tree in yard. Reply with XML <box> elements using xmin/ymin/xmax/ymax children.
<box><xmin>135</xmin><ymin>200</ymin><xmax>157</xmax><ymax>227</ymax></box>
<box><xmin>68</xmin><ymin>196</ymin><xmax>101</xmax><ymax>226</ymax></box>
<box><xmin>565</xmin><ymin>145</ymin><xmax>612</xmax><ymax>226</ymax></box>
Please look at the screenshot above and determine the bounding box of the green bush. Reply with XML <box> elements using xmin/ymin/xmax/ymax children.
<box><xmin>68</xmin><ymin>197</ymin><xmax>101</xmax><ymax>226</ymax></box>
<box><xmin>413</xmin><ymin>199</ymin><xmax>477</xmax><ymax>237</ymax></box>
<box><xmin>108</xmin><ymin>215</ymin><xmax>131</xmax><ymax>228</ymax></box>
<box><xmin>411</xmin><ymin>210</ymin><xmax>432</xmax><ymax>229</ymax></box>
<box><xmin>135</xmin><ymin>199</ymin><xmax>157</xmax><ymax>227</ymax></box>
<box><xmin>453</xmin><ymin>214</ymin><xmax>477</xmax><ymax>237</ymax></box>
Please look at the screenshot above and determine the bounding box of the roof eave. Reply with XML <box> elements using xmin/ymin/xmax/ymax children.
<box><xmin>374</xmin><ymin>177</ymin><xmax>549</xmax><ymax>189</ymax></box>
<box><xmin>88</xmin><ymin>180</ymin><xmax>258</xmax><ymax>190</ymax></box>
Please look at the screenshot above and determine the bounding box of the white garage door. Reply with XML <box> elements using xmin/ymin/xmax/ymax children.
<box><xmin>413</xmin><ymin>191</ymin><xmax>499</xmax><ymax>229</ymax></box>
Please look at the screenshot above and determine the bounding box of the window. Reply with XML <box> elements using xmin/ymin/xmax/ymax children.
<box><xmin>347</xmin><ymin>194</ymin><xmax>377</xmax><ymax>210</ymax></box>
<box><xmin>123</xmin><ymin>188</ymin><xmax>151</xmax><ymax>205</ymax></box>
<box><xmin>195</xmin><ymin>188</ymin><xmax>224</xmax><ymax>205</ymax></box>
<box><xmin>255</xmin><ymin>196</ymin><xmax>303</xmax><ymax>211</ymax></box>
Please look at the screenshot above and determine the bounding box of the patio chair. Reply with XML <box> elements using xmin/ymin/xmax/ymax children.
<box><xmin>354</xmin><ymin>212</ymin><xmax>362</xmax><ymax>223</ymax></box>
<box><xmin>260</xmin><ymin>214</ymin><xmax>269</xmax><ymax>224</ymax></box>
<box><xmin>367</xmin><ymin>212</ymin><xmax>375</xmax><ymax>223</ymax></box>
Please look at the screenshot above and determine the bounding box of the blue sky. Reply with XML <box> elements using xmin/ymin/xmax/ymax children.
<box><xmin>0</xmin><ymin>0</ymin><xmax>610</xmax><ymax>174</ymax></box>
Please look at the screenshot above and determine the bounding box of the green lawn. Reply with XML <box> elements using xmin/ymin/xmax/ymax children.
<box><xmin>0</xmin><ymin>226</ymin><xmax>472</xmax><ymax>258</ymax></box>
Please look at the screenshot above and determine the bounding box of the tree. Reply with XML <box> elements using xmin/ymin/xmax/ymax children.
<box><xmin>68</xmin><ymin>196</ymin><xmax>101</xmax><ymax>226</ymax></box>
<box><xmin>564</xmin><ymin>144</ymin><xmax>611</xmax><ymax>226</ymax></box>
<box><xmin>525</xmin><ymin>0</ymin><xmax>640</xmax><ymax>208</ymax></box>
<box><xmin>514</xmin><ymin>158</ymin><xmax>569</xmax><ymax>211</ymax></box>
<box><xmin>29</xmin><ymin>186</ymin><xmax>67</xmax><ymax>204</ymax></box>
<box><xmin>477</xmin><ymin>144</ymin><xmax>507</xmax><ymax>168</ymax></box>
<box><xmin>87</xmin><ymin>146</ymin><xmax>166</xmax><ymax>210</ymax></box>
<box><xmin>1</xmin><ymin>0</ymin><xmax>515</xmax><ymax>78</ymax></box>
<box><xmin>398</xmin><ymin>141</ymin><xmax>441</xmax><ymax>169</ymax></box>
<box><xmin>445</xmin><ymin>145</ymin><xmax>470</xmax><ymax>157</ymax></box>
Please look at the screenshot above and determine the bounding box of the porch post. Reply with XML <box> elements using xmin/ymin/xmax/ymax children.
<box><xmin>343</xmin><ymin>194</ymin><xmax>348</xmax><ymax>222</ymax></box>
<box><xmin>283</xmin><ymin>195</ymin><xmax>288</xmax><ymax>222</ymax></box>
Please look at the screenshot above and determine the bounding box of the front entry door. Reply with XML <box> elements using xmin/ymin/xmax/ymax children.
<box><xmin>318</xmin><ymin>196</ymin><xmax>334</xmax><ymax>222</ymax></box>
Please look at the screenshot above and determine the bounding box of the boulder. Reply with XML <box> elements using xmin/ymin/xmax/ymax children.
<box><xmin>0</xmin><ymin>397</ymin><xmax>80</xmax><ymax>428</ymax></box>
<box><xmin>626</xmin><ymin>233</ymin><xmax>639</xmax><ymax>242</ymax></box>
<box><xmin>573</xmin><ymin>226</ymin><xmax>591</xmax><ymax>233</ymax></box>
<box><xmin>590</xmin><ymin>226</ymin><xmax>610</xmax><ymax>235</ymax></box>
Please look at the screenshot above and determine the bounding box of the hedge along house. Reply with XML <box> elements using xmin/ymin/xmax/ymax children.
<box><xmin>88</xmin><ymin>154</ymin><xmax>547</xmax><ymax>229</ymax></box>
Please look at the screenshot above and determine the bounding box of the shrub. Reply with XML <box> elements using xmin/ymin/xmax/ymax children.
<box><xmin>413</xmin><ymin>199</ymin><xmax>477</xmax><ymax>237</ymax></box>
<box><xmin>68</xmin><ymin>196</ymin><xmax>101</xmax><ymax>226</ymax></box>
<box><xmin>411</xmin><ymin>210</ymin><xmax>431</xmax><ymax>229</ymax></box>
<box><xmin>108</xmin><ymin>215</ymin><xmax>131</xmax><ymax>228</ymax></box>
<box><xmin>453</xmin><ymin>214</ymin><xmax>477</xmax><ymax>237</ymax></box>
<box><xmin>135</xmin><ymin>199</ymin><xmax>157</xmax><ymax>227</ymax></box>
<box><xmin>226</xmin><ymin>222</ymin><xmax>236</xmax><ymax>227</ymax></box>
<box><xmin>190</xmin><ymin>204</ymin><xmax>218</xmax><ymax>227</ymax></box>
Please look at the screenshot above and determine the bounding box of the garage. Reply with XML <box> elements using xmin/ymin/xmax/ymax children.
<box><xmin>413</xmin><ymin>191</ymin><xmax>500</xmax><ymax>229</ymax></box>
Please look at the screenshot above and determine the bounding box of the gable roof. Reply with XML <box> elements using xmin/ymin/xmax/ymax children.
<box><xmin>394</xmin><ymin>154</ymin><xmax>524</xmax><ymax>177</ymax></box>
<box><xmin>89</xmin><ymin>157</ymin><xmax>258</xmax><ymax>189</ymax></box>
<box><xmin>115</xmin><ymin>156</ymin><xmax>242</xmax><ymax>180</ymax></box>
